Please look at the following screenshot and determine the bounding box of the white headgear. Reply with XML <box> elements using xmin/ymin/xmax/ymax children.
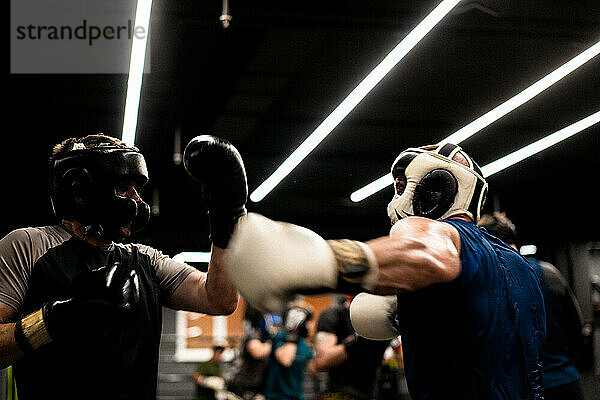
<box><xmin>387</xmin><ymin>143</ymin><xmax>488</xmax><ymax>224</ymax></box>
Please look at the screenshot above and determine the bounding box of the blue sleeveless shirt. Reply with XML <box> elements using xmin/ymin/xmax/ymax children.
<box><xmin>395</xmin><ymin>219</ymin><xmax>545</xmax><ymax>399</ymax></box>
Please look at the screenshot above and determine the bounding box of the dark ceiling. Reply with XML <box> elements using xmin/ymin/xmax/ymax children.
<box><xmin>5</xmin><ymin>0</ymin><xmax>600</xmax><ymax>264</ymax></box>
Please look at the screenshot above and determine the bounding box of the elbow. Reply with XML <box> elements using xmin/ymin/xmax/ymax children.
<box><xmin>223</xmin><ymin>295</ymin><xmax>239</xmax><ymax>315</ymax></box>
<box><xmin>207</xmin><ymin>294</ymin><xmax>238</xmax><ymax>316</ymax></box>
<box><xmin>218</xmin><ymin>296</ymin><xmax>239</xmax><ymax>316</ymax></box>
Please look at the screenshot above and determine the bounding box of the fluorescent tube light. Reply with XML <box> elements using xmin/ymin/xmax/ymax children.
<box><xmin>173</xmin><ymin>252</ymin><xmax>212</xmax><ymax>264</ymax></box>
<box><xmin>350</xmin><ymin>110</ymin><xmax>600</xmax><ymax>201</ymax></box>
<box><xmin>352</xmin><ymin>39</ymin><xmax>600</xmax><ymax>201</ymax></box>
<box><xmin>250</xmin><ymin>0</ymin><xmax>462</xmax><ymax>203</ymax></box>
<box><xmin>350</xmin><ymin>173</ymin><xmax>394</xmax><ymax>202</ymax></box>
<box><xmin>481</xmin><ymin>110</ymin><xmax>600</xmax><ymax>177</ymax></box>
<box><xmin>121</xmin><ymin>0</ymin><xmax>153</xmax><ymax>147</ymax></box>
<box><xmin>519</xmin><ymin>245</ymin><xmax>537</xmax><ymax>256</ymax></box>
<box><xmin>441</xmin><ymin>40</ymin><xmax>600</xmax><ymax>146</ymax></box>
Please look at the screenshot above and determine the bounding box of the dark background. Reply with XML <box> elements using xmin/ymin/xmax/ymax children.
<box><xmin>5</xmin><ymin>0</ymin><xmax>600</xmax><ymax>264</ymax></box>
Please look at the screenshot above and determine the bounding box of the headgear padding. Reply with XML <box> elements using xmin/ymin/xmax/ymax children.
<box><xmin>387</xmin><ymin>143</ymin><xmax>487</xmax><ymax>224</ymax></box>
<box><xmin>50</xmin><ymin>145</ymin><xmax>150</xmax><ymax>237</ymax></box>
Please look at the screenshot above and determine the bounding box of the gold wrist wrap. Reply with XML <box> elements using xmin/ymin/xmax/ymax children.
<box><xmin>327</xmin><ymin>239</ymin><xmax>379</xmax><ymax>292</ymax></box>
<box><xmin>20</xmin><ymin>309</ymin><xmax>53</xmax><ymax>350</ymax></box>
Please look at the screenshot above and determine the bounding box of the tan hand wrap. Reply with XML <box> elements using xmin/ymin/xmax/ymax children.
<box><xmin>16</xmin><ymin>309</ymin><xmax>53</xmax><ymax>351</ymax></box>
<box><xmin>327</xmin><ymin>239</ymin><xmax>379</xmax><ymax>293</ymax></box>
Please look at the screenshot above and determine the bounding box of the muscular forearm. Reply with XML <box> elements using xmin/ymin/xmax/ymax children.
<box><xmin>205</xmin><ymin>246</ymin><xmax>238</xmax><ymax>314</ymax></box>
<box><xmin>366</xmin><ymin>220</ymin><xmax>461</xmax><ymax>295</ymax></box>
<box><xmin>0</xmin><ymin>322</ymin><xmax>24</xmax><ymax>369</ymax></box>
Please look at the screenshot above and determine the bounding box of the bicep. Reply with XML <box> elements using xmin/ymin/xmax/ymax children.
<box><xmin>139</xmin><ymin>244</ymin><xmax>230</xmax><ymax>315</ymax></box>
<box><xmin>368</xmin><ymin>217</ymin><xmax>461</xmax><ymax>294</ymax></box>
<box><xmin>0</xmin><ymin>229</ymin><xmax>35</xmax><ymax>312</ymax></box>
<box><xmin>168</xmin><ymin>270</ymin><xmax>210</xmax><ymax>312</ymax></box>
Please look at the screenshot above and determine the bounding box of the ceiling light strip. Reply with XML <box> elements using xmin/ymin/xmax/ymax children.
<box><xmin>121</xmin><ymin>0</ymin><xmax>153</xmax><ymax>147</ymax></box>
<box><xmin>350</xmin><ymin>110</ymin><xmax>600</xmax><ymax>201</ymax></box>
<box><xmin>250</xmin><ymin>0</ymin><xmax>462</xmax><ymax>203</ymax></box>
<box><xmin>441</xmin><ymin>40</ymin><xmax>600</xmax><ymax>146</ymax></box>
<box><xmin>173</xmin><ymin>251</ymin><xmax>212</xmax><ymax>264</ymax></box>
<box><xmin>481</xmin><ymin>110</ymin><xmax>600</xmax><ymax>177</ymax></box>
<box><xmin>351</xmin><ymin>39</ymin><xmax>600</xmax><ymax>201</ymax></box>
<box><xmin>350</xmin><ymin>173</ymin><xmax>394</xmax><ymax>202</ymax></box>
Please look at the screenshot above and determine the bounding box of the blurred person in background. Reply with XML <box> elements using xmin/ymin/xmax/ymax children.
<box><xmin>227</xmin><ymin>306</ymin><xmax>280</xmax><ymax>400</ymax></box>
<box><xmin>314</xmin><ymin>295</ymin><xmax>389</xmax><ymax>400</ymax></box>
<box><xmin>478</xmin><ymin>211</ymin><xmax>590</xmax><ymax>400</ymax></box>
<box><xmin>195</xmin><ymin>345</ymin><xmax>227</xmax><ymax>400</ymax></box>
<box><xmin>264</xmin><ymin>299</ymin><xmax>315</xmax><ymax>400</ymax></box>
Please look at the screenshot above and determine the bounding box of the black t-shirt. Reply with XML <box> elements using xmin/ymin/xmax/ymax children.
<box><xmin>1</xmin><ymin>226</ymin><xmax>195</xmax><ymax>400</ymax></box>
<box><xmin>317</xmin><ymin>304</ymin><xmax>390</xmax><ymax>399</ymax></box>
<box><xmin>228</xmin><ymin>327</ymin><xmax>270</xmax><ymax>395</ymax></box>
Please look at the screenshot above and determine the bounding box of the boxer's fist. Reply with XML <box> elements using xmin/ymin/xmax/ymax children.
<box><xmin>349</xmin><ymin>293</ymin><xmax>399</xmax><ymax>340</ymax></box>
<box><xmin>57</xmin><ymin>261</ymin><xmax>140</xmax><ymax>328</ymax></box>
<box><xmin>15</xmin><ymin>262</ymin><xmax>140</xmax><ymax>352</ymax></box>
<box><xmin>183</xmin><ymin>135</ymin><xmax>248</xmax><ymax>248</ymax></box>
<box><xmin>227</xmin><ymin>213</ymin><xmax>379</xmax><ymax>313</ymax></box>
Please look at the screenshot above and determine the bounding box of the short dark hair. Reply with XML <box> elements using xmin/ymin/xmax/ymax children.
<box><xmin>53</xmin><ymin>133</ymin><xmax>136</xmax><ymax>156</ymax></box>
<box><xmin>477</xmin><ymin>212</ymin><xmax>518</xmax><ymax>246</ymax></box>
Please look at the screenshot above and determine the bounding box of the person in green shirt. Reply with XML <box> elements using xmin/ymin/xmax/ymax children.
<box><xmin>195</xmin><ymin>345</ymin><xmax>226</xmax><ymax>400</ymax></box>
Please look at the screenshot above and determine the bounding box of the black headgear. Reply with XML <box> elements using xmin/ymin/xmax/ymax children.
<box><xmin>50</xmin><ymin>145</ymin><xmax>151</xmax><ymax>238</ymax></box>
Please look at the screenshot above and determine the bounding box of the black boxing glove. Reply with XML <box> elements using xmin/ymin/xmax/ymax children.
<box><xmin>183</xmin><ymin>135</ymin><xmax>248</xmax><ymax>248</ymax></box>
<box><xmin>283</xmin><ymin>307</ymin><xmax>313</xmax><ymax>343</ymax></box>
<box><xmin>14</xmin><ymin>262</ymin><xmax>140</xmax><ymax>353</ymax></box>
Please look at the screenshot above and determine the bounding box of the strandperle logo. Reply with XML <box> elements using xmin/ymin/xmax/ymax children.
<box><xmin>14</xmin><ymin>19</ymin><xmax>147</xmax><ymax>46</ymax></box>
<box><xmin>11</xmin><ymin>0</ymin><xmax>150</xmax><ymax>74</ymax></box>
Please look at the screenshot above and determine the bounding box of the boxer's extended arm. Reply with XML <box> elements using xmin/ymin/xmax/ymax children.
<box><xmin>0</xmin><ymin>304</ymin><xmax>24</xmax><ymax>369</ymax></box>
<box><xmin>227</xmin><ymin>213</ymin><xmax>461</xmax><ymax>312</ymax></box>
<box><xmin>173</xmin><ymin>135</ymin><xmax>246</xmax><ymax>315</ymax></box>
<box><xmin>168</xmin><ymin>247</ymin><xmax>238</xmax><ymax>315</ymax></box>
<box><xmin>368</xmin><ymin>216</ymin><xmax>461</xmax><ymax>295</ymax></box>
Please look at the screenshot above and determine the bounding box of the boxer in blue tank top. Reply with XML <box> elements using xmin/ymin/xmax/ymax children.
<box><xmin>395</xmin><ymin>218</ymin><xmax>545</xmax><ymax>399</ymax></box>
<box><xmin>226</xmin><ymin>143</ymin><xmax>546</xmax><ymax>400</ymax></box>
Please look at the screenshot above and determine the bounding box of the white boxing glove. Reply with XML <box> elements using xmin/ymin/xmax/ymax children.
<box><xmin>227</xmin><ymin>213</ymin><xmax>379</xmax><ymax>313</ymax></box>
<box><xmin>349</xmin><ymin>293</ymin><xmax>400</xmax><ymax>340</ymax></box>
